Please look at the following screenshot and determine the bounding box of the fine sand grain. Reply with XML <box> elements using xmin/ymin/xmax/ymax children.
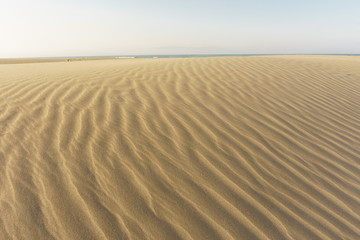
<box><xmin>0</xmin><ymin>56</ymin><xmax>359</xmax><ymax>240</ymax></box>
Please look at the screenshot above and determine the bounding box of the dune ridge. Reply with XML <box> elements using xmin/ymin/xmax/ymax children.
<box><xmin>0</xmin><ymin>56</ymin><xmax>359</xmax><ymax>240</ymax></box>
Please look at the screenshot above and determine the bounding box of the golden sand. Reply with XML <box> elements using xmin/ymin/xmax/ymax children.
<box><xmin>0</xmin><ymin>56</ymin><xmax>359</xmax><ymax>239</ymax></box>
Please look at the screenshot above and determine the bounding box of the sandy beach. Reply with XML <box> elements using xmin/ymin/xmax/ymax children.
<box><xmin>0</xmin><ymin>56</ymin><xmax>359</xmax><ymax>240</ymax></box>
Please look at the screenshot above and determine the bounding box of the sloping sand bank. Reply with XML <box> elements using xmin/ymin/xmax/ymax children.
<box><xmin>0</xmin><ymin>56</ymin><xmax>359</xmax><ymax>240</ymax></box>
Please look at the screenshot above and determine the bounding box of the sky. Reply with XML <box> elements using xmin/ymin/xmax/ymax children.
<box><xmin>1</xmin><ymin>0</ymin><xmax>360</xmax><ymax>57</ymax></box>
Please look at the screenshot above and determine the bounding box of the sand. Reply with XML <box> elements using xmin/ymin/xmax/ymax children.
<box><xmin>0</xmin><ymin>57</ymin><xmax>119</xmax><ymax>64</ymax></box>
<box><xmin>0</xmin><ymin>56</ymin><xmax>359</xmax><ymax>240</ymax></box>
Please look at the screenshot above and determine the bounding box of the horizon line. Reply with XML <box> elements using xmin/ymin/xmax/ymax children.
<box><xmin>1</xmin><ymin>53</ymin><xmax>360</xmax><ymax>59</ymax></box>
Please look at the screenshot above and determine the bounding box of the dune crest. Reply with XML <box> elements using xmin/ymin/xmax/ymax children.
<box><xmin>0</xmin><ymin>56</ymin><xmax>359</xmax><ymax>240</ymax></box>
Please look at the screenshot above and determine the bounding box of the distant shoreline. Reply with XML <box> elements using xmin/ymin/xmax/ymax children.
<box><xmin>0</xmin><ymin>54</ymin><xmax>359</xmax><ymax>64</ymax></box>
<box><xmin>0</xmin><ymin>57</ymin><xmax>121</xmax><ymax>64</ymax></box>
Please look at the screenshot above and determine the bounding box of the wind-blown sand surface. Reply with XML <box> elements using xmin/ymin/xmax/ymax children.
<box><xmin>0</xmin><ymin>56</ymin><xmax>359</xmax><ymax>240</ymax></box>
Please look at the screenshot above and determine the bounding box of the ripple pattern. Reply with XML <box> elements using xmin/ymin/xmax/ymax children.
<box><xmin>0</xmin><ymin>56</ymin><xmax>360</xmax><ymax>240</ymax></box>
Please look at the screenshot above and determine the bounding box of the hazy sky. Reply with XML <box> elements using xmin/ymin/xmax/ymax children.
<box><xmin>1</xmin><ymin>0</ymin><xmax>360</xmax><ymax>57</ymax></box>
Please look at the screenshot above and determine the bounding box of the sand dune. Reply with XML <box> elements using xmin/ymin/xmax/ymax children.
<box><xmin>0</xmin><ymin>56</ymin><xmax>359</xmax><ymax>240</ymax></box>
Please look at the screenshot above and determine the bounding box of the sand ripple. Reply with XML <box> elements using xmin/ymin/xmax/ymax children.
<box><xmin>0</xmin><ymin>56</ymin><xmax>360</xmax><ymax>239</ymax></box>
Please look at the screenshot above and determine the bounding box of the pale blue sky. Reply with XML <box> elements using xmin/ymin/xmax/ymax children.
<box><xmin>1</xmin><ymin>0</ymin><xmax>359</xmax><ymax>57</ymax></box>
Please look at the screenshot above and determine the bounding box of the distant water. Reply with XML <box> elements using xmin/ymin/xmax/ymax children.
<box><xmin>112</xmin><ymin>54</ymin><xmax>259</xmax><ymax>58</ymax></box>
<box><xmin>81</xmin><ymin>54</ymin><xmax>360</xmax><ymax>59</ymax></box>
<box><xmin>41</xmin><ymin>54</ymin><xmax>261</xmax><ymax>59</ymax></box>
<box><xmin>37</xmin><ymin>54</ymin><xmax>360</xmax><ymax>59</ymax></box>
